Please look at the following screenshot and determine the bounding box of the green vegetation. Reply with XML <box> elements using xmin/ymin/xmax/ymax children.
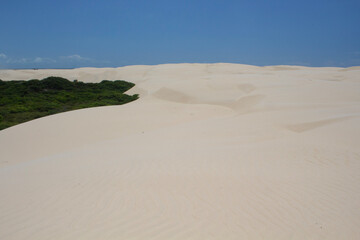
<box><xmin>0</xmin><ymin>76</ymin><xmax>139</xmax><ymax>130</ymax></box>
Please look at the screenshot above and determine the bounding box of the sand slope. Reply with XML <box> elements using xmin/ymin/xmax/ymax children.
<box><xmin>0</xmin><ymin>63</ymin><xmax>360</xmax><ymax>239</ymax></box>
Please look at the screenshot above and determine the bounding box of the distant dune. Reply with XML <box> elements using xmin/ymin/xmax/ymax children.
<box><xmin>0</xmin><ymin>63</ymin><xmax>360</xmax><ymax>239</ymax></box>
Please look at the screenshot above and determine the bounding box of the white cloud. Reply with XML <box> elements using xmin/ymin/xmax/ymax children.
<box><xmin>6</xmin><ymin>57</ymin><xmax>30</xmax><ymax>64</ymax></box>
<box><xmin>14</xmin><ymin>58</ymin><xmax>28</xmax><ymax>63</ymax></box>
<box><xmin>348</xmin><ymin>51</ymin><xmax>360</xmax><ymax>56</ymax></box>
<box><xmin>5</xmin><ymin>57</ymin><xmax>56</xmax><ymax>64</ymax></box>
<box><xmin>61</xmin><ymin>54</ymin><xmax>92</xmax><ymax>61</ymax></box>
<box><xmin>34</xmin><ymin>57</ymin><xmax>43</xmax><ymax>63</ymax></box>
<box><xmin>1</xmin><ymin>54</ymin><xmax>108</xmax><ymax>67</ymax></box>
<box><xmin>33</xmin><ymin>57</ymin><xmax>56</xmax><ymax>63</ymax></box>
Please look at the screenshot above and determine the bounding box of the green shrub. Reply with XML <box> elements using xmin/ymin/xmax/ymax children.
<box><xmin>0</xmin><ymin>77</ymin><xmax>138</xmax><ymax>130</ymax></box>
<box><xmin>8</xmin><ymin>105</ymin><xmax>30</xmax><ymax>113</ymax></box>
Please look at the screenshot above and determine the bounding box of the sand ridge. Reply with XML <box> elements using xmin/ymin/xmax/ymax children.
<box><xmin>0</xmin><ymin>63</ymin><xmax>360</xmax><ymax>239</ymax></box>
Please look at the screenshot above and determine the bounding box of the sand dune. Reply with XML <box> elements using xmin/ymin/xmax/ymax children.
<box><xmin>0</xmin><ymin>63</ymin><xmax>360</xmax><ymax>239</ymax></box>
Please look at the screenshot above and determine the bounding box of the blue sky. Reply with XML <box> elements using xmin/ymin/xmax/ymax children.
<box><xmin>1</xmin><ymin>0</ymin><xmax>360</xmax><ymax>68</ymax></box>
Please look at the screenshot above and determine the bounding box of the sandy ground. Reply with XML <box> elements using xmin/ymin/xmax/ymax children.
<box><xmin>0</xmin><ymin>63</ymin><xmax>360</xmax><ymax>240</ymax></box>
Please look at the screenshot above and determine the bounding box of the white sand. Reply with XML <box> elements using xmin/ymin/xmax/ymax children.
<box><xmin>0</xmin><ymin>63</ymin><xmax>360</xmax><ymax>239</ymax></box>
